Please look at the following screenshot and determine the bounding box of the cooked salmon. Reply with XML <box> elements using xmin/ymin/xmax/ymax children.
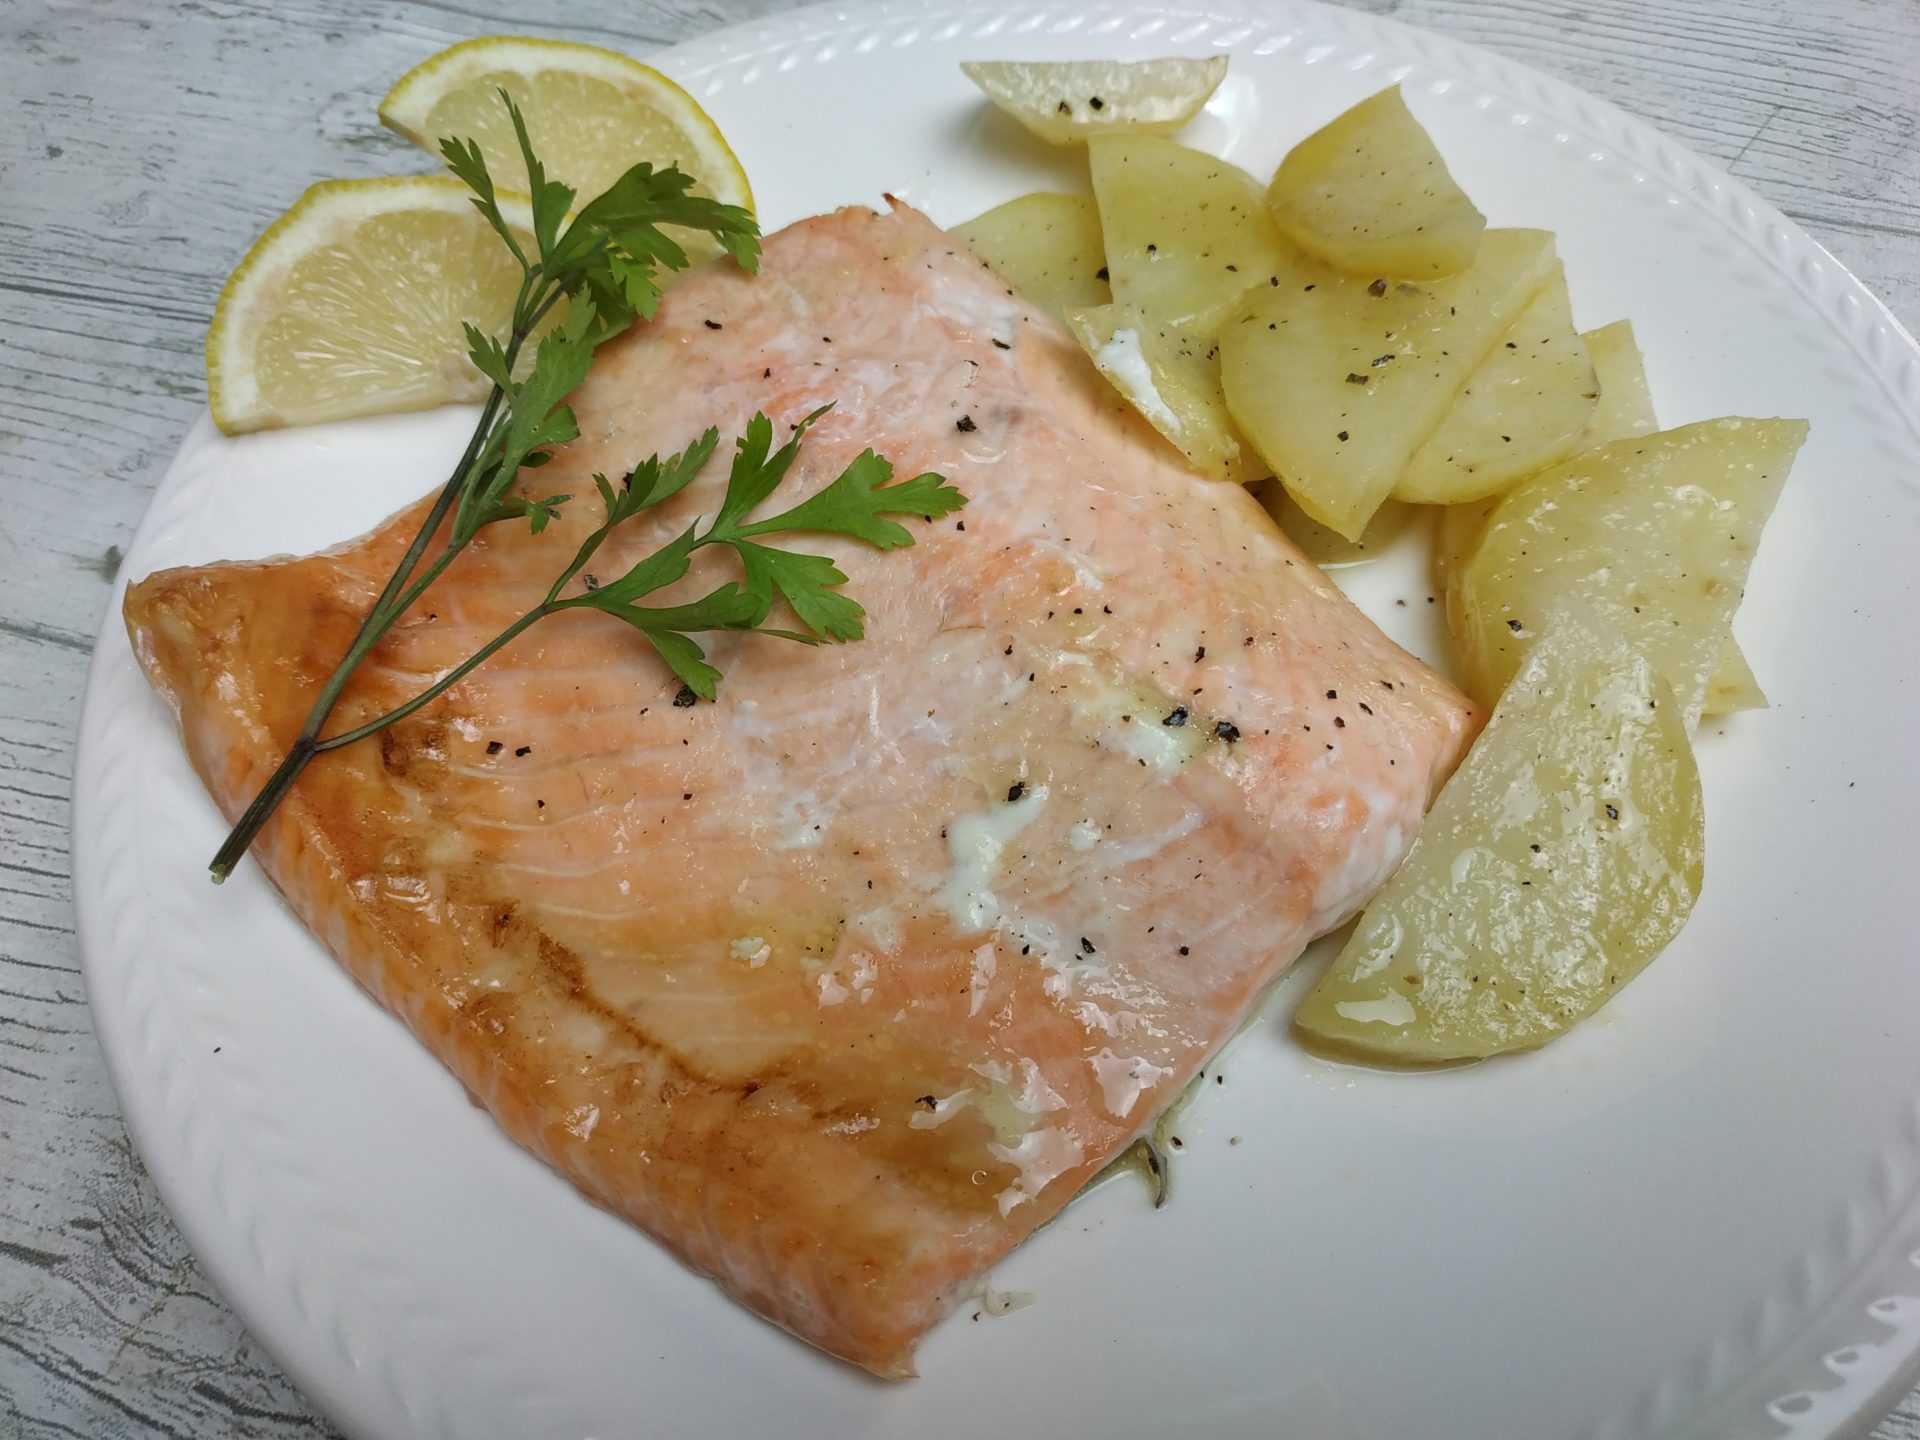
<box><xmin>125</xmin><ymin>201</ymin><xmax>1480</xmax><ymax>1376</ymax></box>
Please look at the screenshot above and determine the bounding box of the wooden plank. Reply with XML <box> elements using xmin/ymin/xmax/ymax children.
<box><xmin>0</xmin><ymin>2</ymin><xmax>1914</xmax><ymax>1437</ymax></box>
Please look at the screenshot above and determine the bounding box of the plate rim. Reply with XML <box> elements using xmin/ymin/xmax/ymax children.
<box><xmin>70</xmin><ymin>3</ymin><xmax>1920</xmax><ymax>1437</ymax></box>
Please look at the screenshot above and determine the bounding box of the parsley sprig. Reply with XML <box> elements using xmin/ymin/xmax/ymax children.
<box><xmin>209</xmin><ymin>93</ymin><xmax>965</xmax><ymax>881</ymax></box>
<box><xmin>313</xmin><ymin>406</ymin><xmax>965</xmax><ymax>751</ymax></box>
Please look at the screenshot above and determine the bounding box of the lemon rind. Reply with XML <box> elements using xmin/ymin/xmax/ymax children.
<box><xmin>376</xmin><ymin>34</ymin><xmax>753</xmax><ymax>212</ymax></box>
<box><xmin>207</xmin><ymin>176</ymin><xmax>536</xmax><ymax>435</ymax></box>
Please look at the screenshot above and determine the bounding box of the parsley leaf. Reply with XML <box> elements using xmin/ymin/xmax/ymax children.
<box><xmin>625</xmin><ymin>426</ymin><xmax>720</xmax><ymax>511</ymax></box>
<box><xmin>574</xmin><ymin>524</ymin><xmax>700</xmax><ymax>607</ymax></box>
<box><xmin>481</xmin><ymin>492</ymin><xmax>572</xmax><ymax>534</ymax></box>
<box><xmin>454</xmin><ymin>300</ymin><xmax>599</xmax><ymax>542</ymax></box>
<box><xmin>735</xmin><ymin>544</ymin><xmax>861</xmax><ymax>641</ymax></box>
<box><xmin>708</xmin><ymin>406</ymin><xmax>828</xmax><ymax>536</ymax></box>
<box><xmin>556</xmin><ymin>409</ymin><xmax>964</xmax><ymax>679</ymax></box>
<box><xmin>439</xmin><ymin>133</ymin><xmax>528</xmax><ymax>269</ymax></box>
<box><xmin>623</xmin><ymin>625</ymin><xmax>722</xmax><ymax>701</ymax></box>
<box><xmin>502</xmin><ymin>91</ymin><xmax>575</xmax><ymax>262</ymax></box>
<box><xmin>735</xmin><ymin>448</ymin><xmax>967</xmax><ymax>549</ymax></box>
<box><xmin>462</xmin><ymin>322</ymin><xmax>515</xmax><ymax>392</ymax></box>
<box><xmin>551</xmin><ymin>161</ymin><xmax>759</xmax><ymax>330</ymax></box>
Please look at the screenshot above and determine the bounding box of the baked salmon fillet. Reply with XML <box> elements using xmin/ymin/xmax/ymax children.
<box><xmin>126</xmin><ymin>201</ymin><xmax>1479</xmax><ymax>1376</ymax></box>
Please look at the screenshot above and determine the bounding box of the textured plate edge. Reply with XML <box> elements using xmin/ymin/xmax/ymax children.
<box><xmin>66</xmin><ymin>415</ymin><xmax>404</xmax><ymax>1440</ymax></box>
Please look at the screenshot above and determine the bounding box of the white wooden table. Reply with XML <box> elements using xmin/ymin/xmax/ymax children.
<box><xmin>2</xmin><ymin>1</ymin><xmax>1915</xmax><ymax>1435</ymax></box>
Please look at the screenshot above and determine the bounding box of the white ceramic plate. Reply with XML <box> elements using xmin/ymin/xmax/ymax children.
<box><xmin>72</xmin><ymin>3</ymin><xmax>1920</xmax><ymax>1437</ymax></box>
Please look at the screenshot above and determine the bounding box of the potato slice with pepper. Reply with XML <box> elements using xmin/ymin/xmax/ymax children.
<box><xmin>1430</xmin><ymin>318</ymin><xmax>1656</xmax><ymax>587</ymax></box>
<box><xmin>1219</xmin><ymin>228</ymin><xmax>1557</xmax><ymax>541</ymax></box>
<box><xmin>1565</xmin><ymin>322</ymin><xmax>1762</xmax><ymax>715</ymax></box>
<box><xmin>1266</xmin><ymin>86</ymin><xmax>1486</xmax><ymax>280</ymax></box>
<box><xmin>1431</xmin><ymin>323</ymin><xmax>1769</xmax><ymax>715</ymax></box>
<box><xmin>1574</xmin><ymin>319</ymin><xmax>1659</xmax><ymax>450</ymax></box>
<box><xmin>952</xmin><ymin>192</ymin><xmax>1111</xmax><ymax>325</ymax></box>
<box><xmin>1394</xmin><ymin>265</ymin><xmax>1598</xmax><ymax>504</ymax></box>
<box><xmin>1432</xmin><ymin>499</ymin><xmax>1493</xmax><ymax>591</ymax></box>
<box><xmin>1295</xmin><ymin>610</ymin><xmax>1703</xmax><ymax>1063</ymax></box>
<box><xmin>1449</xmin><ymin>417</ymin><xmax>1805</xmax><ymax>723</ymax></box>
<box><xmin>1064</xmin><ymin>302</ymin><xmax>1257</xmax><ymax>483</ymax></box>
<box><xmin>1089</xmin><ymin>135</ymin><xmax>1291</xmax><ymax>341</ymax></box>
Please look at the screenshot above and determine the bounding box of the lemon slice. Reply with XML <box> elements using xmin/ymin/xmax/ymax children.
<box><xmin>961</xmin><ymin>57</ymin><xmax>1227</xmax><ymax>145</ymax></box>
<box><xmin>207</xmin><ymin>177</ymin><xmax>539</xmax><ymax>435</ymax></box>
<box><xmin>379</xmin><ymin>35</ymin><xmax>752</xmax><ymax>215</ymax></box>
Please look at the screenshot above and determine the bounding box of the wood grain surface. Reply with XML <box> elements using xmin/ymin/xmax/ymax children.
<box><xmin>2</xmin><ymin>1</ymin><xmax>1916</xmax><ymax>1436</ymax></box>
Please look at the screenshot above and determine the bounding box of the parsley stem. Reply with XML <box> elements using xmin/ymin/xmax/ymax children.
<box><xmin>206</xmin><ymin>739</ymin><xmax>316</xmax><ymax>884</ymax></box>
<box><xmin>307</xmin><ymin>530</ymin><xmax>601</xmax><ymax>761</ymax></box>
<box><xmin>313</xmin><ymin>605</ymin><xmax>555</xmax><ymax>753</ymax></box>
<box><xmin>365</xmin><ymin>269</ymin><xmax>539</xmax><ymax>627</ymax></box>
<box><xmin>209</xmin><ymin>290</ymin><xmax>552</xmax><ymax>882</ymax></box>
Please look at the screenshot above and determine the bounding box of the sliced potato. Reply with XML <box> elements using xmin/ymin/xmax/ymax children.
<box><xmin>952</xmin><ymin>192</ymin><xmax>1110</xmax><ymax>325</ymax></box>
<box><xmin>1449</xmin><ymin>417</ymin><xmax>1806</xmax><ymax>722</ymax></box>
<box><xmin>1259</xmin><ymin>483</ymin><xmax>1415</xmax><ymax>568</ymax></box>
<box><xmin>1433</xmin><ymin>318</ymin><xmax>1659</xmax><ymax>584</ymax></box>
<box><xmin>962</xmin><ymin>57</ymin><xmax>1227</xmax><ymax>146</ymax></box>
<box><xmin>1266</xmin><ymin>86</ymin><xmax>1486</xmax><ymax>280</ymax></box>
<box><xmin>1089</xmin><ymin>135</ymin><xmax>1291</xmax><ymax>340</ymax></box>
<box><xmin>1566</xmin><ymin>319</ymin><xmax>1761</xmax><ymax>708</ymax></box>
<box><xmin>1431</xmin><ymin>500</ymin><xmax>1491</xmax><ymax>589</ymax></box>
<box><xmin>1576</xmin><ymin>319</ymin><xmax>1658</xmax><ymax>448</ymax></box>
<box><xmin>1393</xmin><ymin>265</ymin><xmax>1598</xmax><ymax>504</ymax></box>
<box><xmin>1294</xmin><ymin>609</ymin><xmax>1703</xmax><ymax>1064</ymax></box>
<box><xmin>1703</xmin><ymin>641</ymin><xmax>1768</xmax><ymax>715</ymax></box>
<box><xmin>1065</xmin><ymin>303</ymin><xmax>1256</xmax><ymax>483</ymax></box>
<box><xmin>1219</xmin><ymin>228</ymin><xmax>1557</xmax><ymax>541</ymax></box>
<box><xmin>1432</xmin><ymin>326</ymin><xmax>1768</xmax><ymax>705</ymax></box>
<box><xmin>1431</xmin><ymin>318</ymin><xmax>1653</xmax><ymax>588</ymax></box>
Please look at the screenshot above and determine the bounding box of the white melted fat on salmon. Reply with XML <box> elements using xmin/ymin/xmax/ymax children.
<box><xmin>124</xmin><ymin>202</ymin><xmax>1481</xmax><ymax>1377</ymax></box>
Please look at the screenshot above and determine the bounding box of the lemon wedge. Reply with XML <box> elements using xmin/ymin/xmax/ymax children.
<box><xmin>961</xmin><ymin>57</ymin><xmax>1227</xmax><ymax>145</ymax></box>
<box><xmin>379</xmin><ymin>35</ymin><xmax>752</xmax><ymax>215</ymax></box>
<box><xmin>207</xmin><ymin>177</ymin><xmax>538</xmax><ymax>435</ymax></box>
